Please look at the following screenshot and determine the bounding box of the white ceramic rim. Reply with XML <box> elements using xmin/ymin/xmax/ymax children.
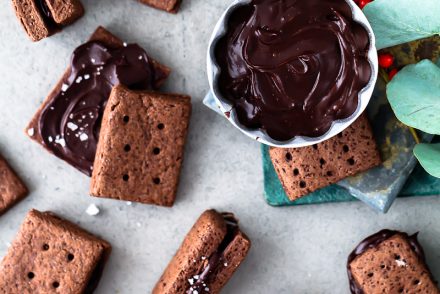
<box><xmin>207</xmin><ymin>0</ymin><xmax>378</xmax><ymax>148</ymax></box>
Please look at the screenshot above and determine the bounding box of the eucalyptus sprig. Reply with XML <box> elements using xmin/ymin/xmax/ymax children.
<box><xmin>363</xmin><ymin>0</ymin><xmax>440</xmax><ymax>178</ymax></box>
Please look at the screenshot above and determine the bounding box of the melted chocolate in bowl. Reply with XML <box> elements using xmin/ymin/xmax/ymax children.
<box><xmin>215</xmin><ymin>0</ymin><xmax>372</xmax><ymax>141</ymax></box>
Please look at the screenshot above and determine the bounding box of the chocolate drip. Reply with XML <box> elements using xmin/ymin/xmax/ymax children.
<box><xmin>187</xmin><ymin>213</ymin><xmax>239</xmax><ymax>294</ymax></box>
<box><xmin>347</xmin><ymin>230</ymin><xmax>426</xmax><ymax>294</ymax></box>
<box><xmin>215</xmin><ymin>0</ymin><xmax>372</xmax><ymax>141</ymax></box>
<box><xmin>37</xmin><ymin>41</ymin><xmax>161</xmax><ymax>175</ymax></box>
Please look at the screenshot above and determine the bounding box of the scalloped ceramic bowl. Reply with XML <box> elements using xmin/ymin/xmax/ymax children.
<box><xmin>207</xmin><ymin>0</ymin><xmax>378</xmax><ymax>148</ymax></box>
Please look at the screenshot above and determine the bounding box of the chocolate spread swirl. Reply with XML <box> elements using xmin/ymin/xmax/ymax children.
<box><xmin>38</xmin><ymin>41</ymin><xmax>163</xmax><ymax>175</ymax></box>
<box><xmin>347</xmin><ymin>230</ymin><xmax>426</xmax><ymax>294</ymax></box>
<box><xmin>215</xmin><ymin>0</ymin><xmax>372</xmax><ymax>141</ymax></box>
<box><xmin>186</xmin><ymin>213</ymin><xmax>239</xmax><ymax>294</ymax></box>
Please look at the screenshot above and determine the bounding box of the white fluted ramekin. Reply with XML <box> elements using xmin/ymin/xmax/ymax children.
<box><xmin>207</xmin><ymin>0</ymin><xmax>378</xmax><ymax>148</ymax></box>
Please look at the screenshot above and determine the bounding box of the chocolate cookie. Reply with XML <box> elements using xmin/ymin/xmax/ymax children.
<box><xmin>269</xmin><ymin>114</ymin><xmax>381</xmax><ymax>201</ymax></box>
<box><xmin>25</xmin><ymin>26</ymin><xmax>170</xmax><ymax>176</ymax></box>
<box><xmin>12</xmin><ymin>0</ymin><xmax>84</xmax><ymax>41</ymax></box>
<box><xmin>0</xmin><ymin>209</ymin><xmax>111</xmax><ymax>293</ymax></box>
<box><xmin>153</xmin><ymin>210</ymin><xmax>251</xmax><ymax>294</ymax></box>
<box><xmin>90</xmin><ymin>85</ymin><xmax>191</xmax><ymax>207</ymax></box>
<box><xmin>138</xmin><ymin>0</ymin><xmax>181</xmax><ymax>13</ymax></box>
<box><xmin>348</xmin><ymin>230</ymin><xmax>439</xmax><ymax>294</ymax></box>
<box><xmin>0</xmin><ymin>153</ymin><xmax>28</xmax><ymax>215</ymax></box>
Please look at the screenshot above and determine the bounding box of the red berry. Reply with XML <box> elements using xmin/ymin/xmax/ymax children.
<box><xmin>378</xmin><ymin>53</ymin><xmax>394</xmax><ymax>69</ymax></box>
<box><xmin>358</xmin><ymin>0</ymin><xmax>371</xmax><ymax>9</ymax></box>
<box><xmin>389</xmin><ymin>68</ymin><xmax>398</xmax><ymax>80</ymax></box>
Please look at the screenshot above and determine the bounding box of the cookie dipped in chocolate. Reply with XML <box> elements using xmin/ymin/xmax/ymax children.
<box><xmin>215</xmin><ymin>0</ymin><xmax>372</xmax><ymax>141</ymax></box>
<box><xmin>38</xmin><ymin>41</ymin><xmax>164</xmax><ymax>175</ymax></box>
<box><xmin>347</xmin><ymin>230</ymin><xmax>427</xmax><ymax>294</ymax></box>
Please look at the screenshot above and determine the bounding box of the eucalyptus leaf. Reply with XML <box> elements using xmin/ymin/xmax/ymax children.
<box><xmin>414</xmin><ymin>143</ymin><xmax>440</xmax><ymax>178</ymax></box>
<box><xmin>387</xmin><ymin>60</ymin><xmax>440</xmax><ymax>135</ymax></box>
<box><xmin>364</xmin><ymin>0</ymin><xmax>440</xmax><ymax>50</ymax></box>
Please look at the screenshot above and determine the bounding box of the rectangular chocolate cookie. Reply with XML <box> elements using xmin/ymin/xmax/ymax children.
<box><xmin>0</xmin><ymin>154</ymin><xmax>28</xmax><ymax>215</ymax></box>
<box><xmin>12</xmin><ymin>0</ymin><xmax>84</xmax><ymax>41</ymax></box>
<box><xmin>269</xmin><ymin>114</ymin><xmax>381</xmax><ymax>201</ymax></box>
<box><xmin>138</xmin><ymin>0</ymin><xmax>181</xmax><ymax>13</ymax></box>
<box><xmin>348</xmin><ymin>230</ymin><xmax>440</xmax><ymax>294</ymax></box>
<box><xmin>0</xmin><ymin>209</ymin><xmax>111</xmax><ymax>293</ymax></box>
<box><xmin>90</xmin><ymin>85</ymin><xmax>191</xmax><ymax>207</ymax></box>
<box><xmin>153</xmin><ymin>210</ymin><xmax>251</xmax><ymax>294</ymax></box>
<box><xmin>25</xmin><ymin>26</ymin><xmax>170</xmax><ymax>176</ymax></box>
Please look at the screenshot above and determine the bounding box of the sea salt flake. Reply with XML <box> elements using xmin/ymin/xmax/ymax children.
<box><xmin>48</xmin><ymin>136</ymin><xmax>53</xmax><ymax>143</ymax></box>
<box><xmin>205</xmin><ymin>287</ymin><xmax>210</xmax><ymax>292</ymax></box>
<box><xmin>79</xmin><ymin>133</ymin><xmax>88</xmax><ymax>141</ymax></box>
<box><xmin>61</xmin><ymin>83</ymin><xmax>69</xmax><ymax>92</ymax></box>
<box><xmin>396</xmin><ymin>259</ymin><xmax>407</xmax><ymax>267</ymax></box>
<box><xmin>84</xmin><ymin>74</ymin><xmax>90</xmax><ymax>80</ymax></box>
<box><xmin>86</xmin><ymin>204</ymin><xmax>100</xmax><ymax>216</ymax></box>
<box><xmin>224</xmin><ymin>262</ymin><xmax>228</xmax><ymax>267</ymax></box>
<box><xmin>201</xmin><ymin>256</ymin><xmax>206</xmax><ymax>260</ymax></box>
<box><xmin>123</xmin><ymin>42</ymin><xmax>128</xmax><ymax>47</ymax></box>
<box><xmin>188</xmin><ymin>278</ymin><xmax>194</xmax><ymax>285</ymax></box>
<box><xmin>138</xmin><ymin>55</ymin><xmax>143</xmax><ymax>60</ymax></box>
<box><xmin>76</xmin><ymin>76</ymin><xmax>83</xmax><ymax>83</ymax></box>
<box><xmin>193</xmin><ymin>275</ymin><xmax>199</xmax><ymax>280</ymax></box>
<box><xmin>67</xmin><ymin>122</ymin><xmax>78</xmax><ymax>131</ymax></box>
<box><xmin>91</xmin><ymin>58</ymin><xmax>96</xmax><ymax>63</ymax></box>
<box><xmin>27</xmin><ymin>128</ymin><xmax>34</xmax><ymax>136</ymax></box>
<box><xmin>55</xmin><ymin>137</ymin><xmax>66</xmax><ymax>147</ymax></box>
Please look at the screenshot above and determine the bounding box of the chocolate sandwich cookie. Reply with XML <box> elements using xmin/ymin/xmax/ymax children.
<box><xmin>12</xmin><ymin>0</ymin><xmax>84</xmax><ymax>41</ymax></box>
<box><xmin>0</xmin><ymin>209</ymin><xmax>111</xmax><ymax>293</ymax></box>
<box><xmin>153</xmin><ymin>210</ymin><xmax>251</xmax><ymax>294</ymax></box>
<box><xmin>0</xmin><ymin>154</ymin><xmax>28</xmax><ymax>215</ymax></box>
<box><xmin>138</xmin><ymin>0</ymin><xmax>182</xmax><ymax>13</ymax></box>
<box><xmin>90</xmin><ymin>85</ymin><xmax>191</xmax><ymax>207</ymax></box>
<box><xmin>269</xmin><ymin>114</ymin><xmax>381</xmax><ymax>201</ymax></box>
<box><xmin>215</xmin><ymin>0</ymin><xmax>372</xmax><ymax>141</ymax></box>
<box><xmin>26</xmin><ymin>26</ymin><xmax>170</xmax><ymax>176</ymax></box>
<box><xmin>348</xmin><ymin>230</ymin><xmax>440</xmax><ymax>294</ymax></box>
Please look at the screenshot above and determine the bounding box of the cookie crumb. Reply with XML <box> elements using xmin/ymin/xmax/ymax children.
<box><xmin>86</xmin><ymin>204</ymin><xmax>100</xmax><ymax>216</ymax></box>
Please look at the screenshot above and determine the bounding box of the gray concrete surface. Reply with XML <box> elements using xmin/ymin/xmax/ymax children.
<box><xmin>0</xmin><ymin>0</ymin><xmax>439</xmax><ymax>293</ymax></box>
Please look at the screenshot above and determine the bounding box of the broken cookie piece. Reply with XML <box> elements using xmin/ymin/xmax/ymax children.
<box><xmin>0</xmin><ymin>209</ymin><xmax>111</xmax><ymax>293</ymax></box>
<box><xmin>12</xmin><ymin>0</ymin><xmax>84</xmax><ymax>41</ymax></box>
<box><xmin>0</xmin><ymin>153</ymin><xmax>28</xmax><ymax>216</ymax></box>
<box><xmin>90</xmin><ymin>85</ymin><xmax>191</xmax><ymax>207</ymax></box>
<box><xmin>348</xmin><ymin>230</ymin><xmax>440</xmax><ymax>294</ymax></box>
<box><xmin>138</xmin><ymin>0</ymin><xmax>182</xmax><ymax>13</ymax></box>
<box><xmin>269</xmin><ymin>114</ymin><xmax>381</xmax><ymax>201</ymax></box>
<box><xmin>153</xmin><ymin>210</ymin><xmax>251</xmax><ymax>294</ymax></box>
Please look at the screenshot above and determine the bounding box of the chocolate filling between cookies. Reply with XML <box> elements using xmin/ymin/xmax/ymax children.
<box><xmin>35</xmin><ymin>0</ymin><xmax>58</xmax><ymax>32</ymax></box>
<box><xmin>215</xmin><ymin>0</ymin><xmax>372</xmax><ymax>141</ymax></box>
<box><xmin>346</xmin><ymin>230</ymin><xmax>428</xmax><ymax>294</ymax></box>
<box><xmin>186</xmin><ymin>213</ymin><xmax>239</xmax><ymax>294</ymax></box>
<box><xmin>37</xmin><ymin>41</ymin><xmax>163</xmax><ymax>175</ymax></box>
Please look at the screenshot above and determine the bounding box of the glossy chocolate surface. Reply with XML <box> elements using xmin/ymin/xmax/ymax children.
<box><xmin>186</xmin><ymin>213</ymin><xmax>239</xmax><ymax>294</ymax></box>
<box><xmin>347</xmin><ymin>230</ymin><xmax>426</xmax><ymax>294</ymax></box>
<box><xmin>215</xmin><ymin>0</ymin><xmax>372</xmax><ymax>141</ymax></box>
<box><xmin>37</xmin><ymin>41</ymin><xmax>163</xmax><ymax>175</ymax></box>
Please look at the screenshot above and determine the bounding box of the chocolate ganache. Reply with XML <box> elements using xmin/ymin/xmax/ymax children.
<box><xmin>35</xmin><ymin>0</ymin><xmax>58</xmax><ymax>31</ymax></box>
<box><xmin>38</xmin><ymin>41</ymin><xmax>165</xmax><ymax>175</ymax></box>
<box><xmin>215</xmin><ymin>0</ymin><xmax>372</xmax><ymax>141</ymax></box>
<box><xmin>347</xmin><ymin>230</ymin><xmax>427</xmax><ymax>294</ymax></box>
<box><xmin>186</xmin><ymin>213</ymin><xmax>239</xmax><ymax>294</ymax></box>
